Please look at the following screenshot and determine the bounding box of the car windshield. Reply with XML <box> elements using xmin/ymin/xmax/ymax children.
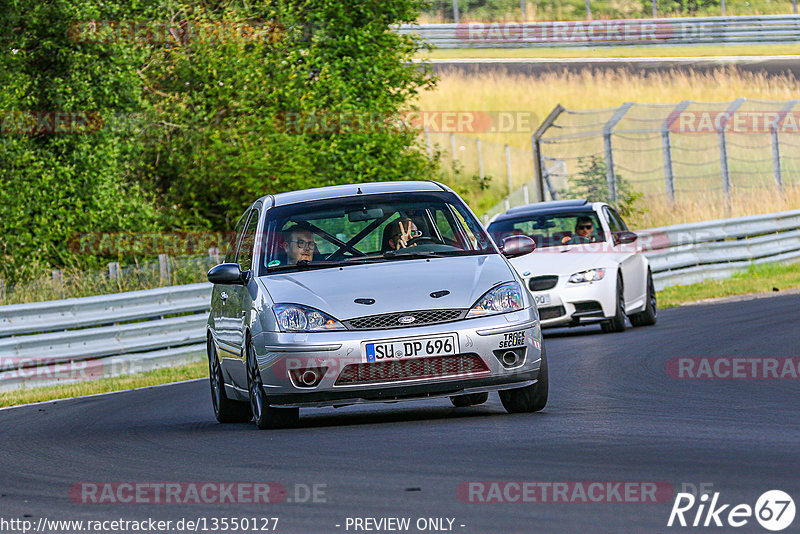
<box><xmin>258</xmin><ymin>191</ymin><xmax>494</xmax><ymax>275</ymax></box>
<box><xmin>487</xmin><ymin>211</ymin><xmax>605</xmax><ymax>249</ymax></box>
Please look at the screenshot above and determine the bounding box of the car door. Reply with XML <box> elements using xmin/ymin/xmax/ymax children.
<box><xmin>213</xmin><ymin>210</ymin><xmax>249</xmax><ymax>375</ymax></box>
<box><xmin>604</xmin><ymin>206</ymin><xmax>646</xmax><ymax>310</ymax></box>
<box><xmin>225</xmin><ymin>204</ymin><xmax>261</xmax><ymax>389</ymax></box>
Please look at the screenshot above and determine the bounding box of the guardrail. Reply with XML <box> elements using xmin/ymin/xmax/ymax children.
<box><xmin>397</xmin><ymin>15</ymin><xmax>800</xmax><ymax>48</ymax></box>
<box><xmin>2</xmin><ymin>209</ymin><xmax>799</xmax><ymax>390</ymax></box>
<box><xmin>641</xmin><ymin>209</ymin><xmax>800</xmax><ymax>289</ymax></box>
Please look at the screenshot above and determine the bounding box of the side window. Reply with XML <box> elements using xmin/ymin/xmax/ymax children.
<box><xmin>609</xmin><ymin>207</ymin><xmax>629</xmax><ymax>231</ymax></box>
<box><xmin>237</xmin><ymin>210</ymin><xmax>260</xmax><ymax>271</ymax></box>
<box><xmin>224</xmin><ymin>210</ymin><xmax>250</xmax><ymax>263</ymax></box>
<box><xmin>603</xmin><ymin>207</ymin><xmax>622</xmax><ymax>233</ymax></box>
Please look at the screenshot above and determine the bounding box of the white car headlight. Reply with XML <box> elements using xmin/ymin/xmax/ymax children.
<box><xmin>467</xmin><ymin>282</ymin><xmax>524</xmax><ymax>318</ymax></box>
<box><xmin>273</xmin><ymin>304</ymin><xmax>346</xmax><ymax>332</ymax></box>
<box><xmin>568</xmin><ymin>268</ymin><xmax>606</xmax><ymax>284</ymax></box>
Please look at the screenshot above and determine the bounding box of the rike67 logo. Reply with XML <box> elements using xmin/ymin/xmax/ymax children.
<box><xmin>668</xmin><ymin>490</ymin><xmax>795</xmax><ymax>531</ymax></box>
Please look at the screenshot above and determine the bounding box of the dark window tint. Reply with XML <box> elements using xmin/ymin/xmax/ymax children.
<box><xmin>237</xmin><ymin>209</ymin><xmax>260</xmax><ymax>271</ymax></box>
<box><xmin>224</xmin><ymin>211</ymin><xmax>250</xmax><ymax>263</ymax></box>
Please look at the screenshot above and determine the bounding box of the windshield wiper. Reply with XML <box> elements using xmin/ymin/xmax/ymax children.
<box><xmin>382</xmin><ymin>250</ymin><xmax>444</xmax><ymax>260</ymax></box>
<box><xmin>267</xmin><ymin>260</ymin><xmax>347</xmax><ymax>272</ymax></box>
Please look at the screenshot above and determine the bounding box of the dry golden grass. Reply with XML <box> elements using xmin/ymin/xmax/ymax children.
<box><xmin>630</xmin><ymin>185</ymin><xmax>800</xmax><ymax>229</ymax></box>
<box><xmin>416</xmin><ymin>68</ymin><xmax>800</xmax><ymax>151</ymax></box>
<box><xmin>419</xmin><ymin>44</ymin><xmax>800</xmax><ymax>59</ymax></box>
<box><xmin>418</xmin><ymin>68</ymin><xmax>800</xmax><ymax>226</ymax></box>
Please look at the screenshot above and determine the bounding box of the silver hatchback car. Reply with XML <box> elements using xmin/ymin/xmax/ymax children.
<box><xmin>206</xmin><ymin>181</ymin><xmax>547</xmax><ymax>429</ymax></box>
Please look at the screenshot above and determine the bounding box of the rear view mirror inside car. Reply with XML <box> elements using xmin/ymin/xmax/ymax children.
<box><xmin>347</xmin><ymin>207</ymin><xmax>384</xmax><ymax>222</ymax></box>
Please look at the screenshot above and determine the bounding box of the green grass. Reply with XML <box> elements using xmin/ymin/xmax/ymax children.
<box><xmin>419</xmin><ymin>44</ymin><xmax>800</xmax><ymax>59</ymax></box>
<box><xmin>0</xmin><ymin>360</ymin><xmax>208</xmax><ymax>408</ymax></box>
<box><xmin>658</xmin><ymin>260</ymin><xmax>800</xmax><ymax>308</ymax></box>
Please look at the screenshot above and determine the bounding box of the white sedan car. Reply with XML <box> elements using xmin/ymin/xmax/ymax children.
<box><xmin>487</xmin><ymin>199</ymin><xmax>657</xmax><ymax>333</ymax></box>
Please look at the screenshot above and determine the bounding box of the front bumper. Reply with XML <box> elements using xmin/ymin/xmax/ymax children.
<box><xmin>248</xmin><ymin>308</ymin><xmax>542</xmax><ymax>408</ymax></box>
<box><xmin>525</xmin><ymin>275</ymin><xmax>616</xmax><ymax>328</ymax></box>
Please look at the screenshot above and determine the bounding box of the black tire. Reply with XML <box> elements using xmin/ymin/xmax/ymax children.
<box><xmin>450</xmin><ymin>392</ymin><xmax>489</xmax><ymax>407</ymax></box>
<box><xmin>246</xmin><ymin>340</ymin><xmax>299</xmax><ymax>429</ymax></box>
<box><xmin>499</xmin><ymin>346</ymin><xmax>548</xmax><ymax>413</ymax></box>
<box><xmin>208</xmin><ymin>338</ymin><xmax>251</xmax><ymax>423</ymax></box>
<box><xmin>601</xmin><ymin>273</ymin><xmax>627</xmax><ymax>333</ymax></box>
<box><xmin>630</xmin><ymin>269</ymin><xmax>658</xmax><ymax>327</ymax></box>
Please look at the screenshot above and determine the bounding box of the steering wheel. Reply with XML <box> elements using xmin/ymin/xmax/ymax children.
<box><xmin>406</xmin><ymin>236</ymin><xmax>435</xmax><ymax>247</ymax></box>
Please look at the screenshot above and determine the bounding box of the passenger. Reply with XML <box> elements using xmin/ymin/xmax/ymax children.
<box><xmin>385</xmin><ymin>218</ymin><xmax>422</xmax><ymax>250</ymax></box>
<box><xmin>561</xmin><ymin>216</ymin><xmax>597</xmax><ymax>244</ymax></box>
<box><xmin>282</xmin><ymin>224</ymin><xmax>317</xmax><ymax>264</ymax></box>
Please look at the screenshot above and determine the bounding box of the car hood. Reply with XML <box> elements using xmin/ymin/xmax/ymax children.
<box><xmin>259</xmin><ymin>254</ymin><xmax>513</xmax><ymax>320</ymax></box>
<box><xmin>509</xmin><ymin>245</ymin><xmax>625</xmax><ymax>277</ymax></box>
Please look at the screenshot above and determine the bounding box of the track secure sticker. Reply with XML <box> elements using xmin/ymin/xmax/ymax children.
<box><xmin>498</xmin><ymin>331</ymin><xmax>525</xmax><ymax>349</ymax></box>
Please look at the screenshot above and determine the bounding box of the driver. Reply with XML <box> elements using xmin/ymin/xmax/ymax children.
<box><xmin>386</xmin><ymin>218</ymin><xmax>422</xmax><ymax>250</ymax></box>
<box><xmin>282</xmin><ymin>224</ymin><xmax>317</xmax><ymax>264</ymax></box>
<box><xmin>561</xmin><ymin>216</ymin><xmax>596</xmax><ymax>244</ymax></box>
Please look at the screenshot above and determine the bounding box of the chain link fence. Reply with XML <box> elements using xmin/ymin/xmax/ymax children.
<box><xmin>534</xmin><ymin>99</ymin><xmax>800</xmax><ymax>206</ymax></box>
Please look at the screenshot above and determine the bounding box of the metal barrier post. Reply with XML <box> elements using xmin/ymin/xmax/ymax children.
<box><xmin>477</xmin><ymin>138</ymin><xmax>484</xmax><ymax>181</ymax></box>
<box><xmin>450</xmin><ymin>133</ymin><xmax>457</xmax><ymax>162</ymax></box>
<box><xmin>424</xmin><ymin>126</ymin><xmax>433</xmax><ymax>159</ymax></box>
<box><xmin>771</xmin><ymin>100</ymin><xmax>798</xmax><ymax>194</ymax></box>
<box><xmin>452</xmin><ymin>0</ymin><xmax>459</xmax><ymax>24</ymax></box>
<box><xmin>532</xmin><ymin>105</ymin><xmax>565</xmax><ymax>202</ymax></box>
<box><xmin>505</xmin><ymin>144</ymin><xmax>512</xmax><ymax>194</ymax></box>
<box><xmin>718</xmin><ymin>99</ymin><xmax>745</xmax><ymax>211</ymax></box>
<box><xmin>159</xmin><ymin>254</ymin><xmax>171</xmax><ymax>283</ymax></box>
<box><xmin>663</xmin><ymin>101</ymin><xmax>691</xmax><ymax>203</ymax></box>
<box><xmin>602</xmin><ymin>102</ymin><xmax>634</xmax><ymax>206</ymax></box>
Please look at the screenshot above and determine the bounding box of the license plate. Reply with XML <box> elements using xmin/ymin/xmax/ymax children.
<box><xmin>363</xmin><ymin>334</ymin><xmax>459</xmax><ymax>363</ymax></box>
<box><xmin>533</xmin><ymin>293</ymin><xmax>551</xmax><ymax>307</ymax></box>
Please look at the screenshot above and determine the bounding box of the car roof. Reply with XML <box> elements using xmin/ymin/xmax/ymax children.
<box><xmin>489</xmin><ymin>199</ymin><xmax>604</xmax><ymax>224</ymax></box>
<box><xmin>259</xmin><ymin>181</ymin><xmax>449</xmax><ymax>208</ymax></box>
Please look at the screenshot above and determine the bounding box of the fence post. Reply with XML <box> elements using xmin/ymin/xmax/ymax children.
<box><xmin>520</xmin><ymin>0</ymin><xmax>527</xmax><ymax>20</ymax></box>
<box><xmin>450</xmin><ymin>133</ymin><xmax>457</xmax><ymax>162</ymax></box>
<box><xmin>424</xmin><ymin>126</ymin><xmax>433</xmax><ymax>159</ymax></box>
<box><xmin>158</xmin><ymin>254</ymin><xmax>171</xmax><ymax>284</ymax></box>
<box><xmin>504</xmin><ymin>198</ymin><xmax>511</xmax><ymax>211</ymax></box>
<box><xmin>477</xmin><ymin>138</ymin><xmax>484</xmax><ymax>181</ymax></box>
<box><xmin>718</xmin><ymin>98</ymin><xmax>745</xmax><ymax>212</ymax></box>
<box><xmin>505</xmin><ymin>144</ymin><xmax>513</xmax><ymax>195</ymax></box>
<box><xmin>651</xmin><ymin>0</ymin><xmax>657</xmax><ymax>17</ymax></box>
<box><xmin>108</xmin><ymin>262</ymin><xmax>120</xmax><ymax>281</ymax></box>
<box><xmin>209</xmin><ymin>247</ymin><xmax>221</xmax><ymax>264</ymax></box>
<box><xmin>52</xmin><ymin>270</ymin><xmax>63</xmax><ymax>298</ymax></box>
<box><xmin>0</xmin><ymin>278</ymin><xmax>5</xmax><ymax>304</ymax></box>
<box><xmin>721</xmin><ymin>0</ymin><xmax>726</xmax><ymax>16</ymax></box>
<box><xmin>794</xmin><ymin>0</ymin><xmax>798</xmax><ymax>14</ymax></box>
<box><xmin>532</xmin><ymin>105</ymin><xmax>564</xmax><ymax>202</ymax></box>
<box><xmin>452</xmin><ymin>0</ymin><xmax>459</xmax><ymax>23</ymax></box>
<box><xmin>522</xmin><ymin>183</ymin><xmax>530</xmax><ymax>204</ymax></box>
<box><xmin>602</xmin><ymin>102</ymin><xmax>634</xmax><ymax>206</ymax></box>
<box><xmin>585</xmin><ymin>0</ymin><xmax>591</xmax><ymax>19</ymax></box>
<box><xmin>663</xmin><ymin>101</ymin><xmax>690</xmax><ymax>203</ymax></box>
<box><xmin>771</xmin><ymin>100</ymin><xmax>798</xmax><ymax>194</ymax></box>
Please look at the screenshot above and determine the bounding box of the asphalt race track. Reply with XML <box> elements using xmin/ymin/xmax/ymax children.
<box><xmin>425</xmin><ymin>56</ymin><xmax>800</xmax><ymax>77</ymax></box>
<box><xmin>1</xmin><ymin>294</ymin><xmax>799</xmax><ymax>533</ymax></box>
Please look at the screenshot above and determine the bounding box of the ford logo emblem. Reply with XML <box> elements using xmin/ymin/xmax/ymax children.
<box><xmin>398</xmin><ymin>315</ymin><xmax>416</xmax><ymax>324</ymax></box>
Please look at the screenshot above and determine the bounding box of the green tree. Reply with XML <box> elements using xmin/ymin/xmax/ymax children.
<box><xmin>562</xmin><ymin>155</ymin><xmax>643</xmax><ymax>218</ymax></box>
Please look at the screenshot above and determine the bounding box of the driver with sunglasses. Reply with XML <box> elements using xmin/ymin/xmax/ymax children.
<box><xmin>282</xmin><ymin>224</ymin><xmax>318</xmax><ymax>265</ymax></box>
<box><xmin>561</xmin><ymin>216</ymin><xmax>597</xmax><ymax>244</ymax></box>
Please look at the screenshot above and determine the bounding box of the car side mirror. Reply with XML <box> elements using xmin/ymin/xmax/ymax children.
<box><xmin>207</xmin><ymin>263</ymin><xmax>246</xmax><ymax>285</ymax></box>
<box><xmin>613</xmin><ymin>231</ymin><xmax>638</xmax><ymax>245</ymax></box>
<box><xmin>501</xmin><ymin>235</ymin><xmax>536</xmax><ymax>258</ymax></box>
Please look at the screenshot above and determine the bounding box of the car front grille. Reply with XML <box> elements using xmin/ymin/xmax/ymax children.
<box><xmin>334</xmin><ymin>354</ymin><xmax>489</xmax><ymax>386</ymax></box>
<box><xmin>528</xmin><ymin>275</ymin><xmax>559</xmax><ymax>291</ymax></box>
<box><xmin>538</xmin><ymin>305</ymin><xmax>566</xmax><ymax>321</ymax></box>
<box><xmin>344</xmin><ymin>309</ymin><xmax>466</xmax><ymax>330</ymax></box>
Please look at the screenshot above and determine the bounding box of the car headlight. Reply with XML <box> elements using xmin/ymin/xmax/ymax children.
<box><xmin>568</xmin><ymin>268</ymin><xmax>606</xmax><ymax>284</ymax></box>
<box><xmin>273</xmin><ymin>304</ymin><xmax>346</xmax><ymax>332</ymax></box>
<box><xmin>467</xmin><ymin>282</ymin><xmax>524</xmax><ymax>318</ymax></box>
